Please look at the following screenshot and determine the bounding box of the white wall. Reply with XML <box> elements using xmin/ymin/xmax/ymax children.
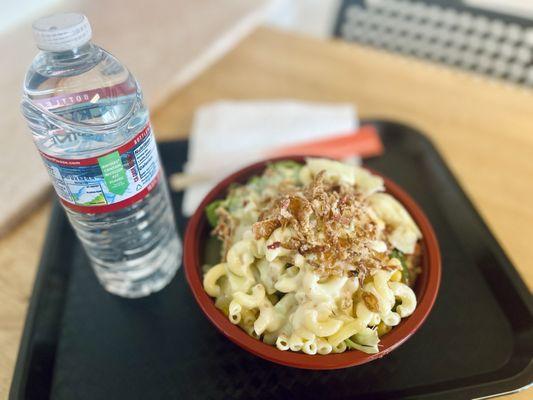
<box><xmin>0</xmin><ymin>0</ymin><xmax>63</xmax><ymax>33</ymax></box>
<box><xmin>465</xmin><ymin>0</ymin><xmax>533</xmax><ymax>19</ymax></box>
<box><xmin>266</xmin><ymin>0</ymin><xmax>341</xmax><ymax>38</ymax></box>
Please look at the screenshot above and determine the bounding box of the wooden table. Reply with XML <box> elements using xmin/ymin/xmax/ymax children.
<box><xmin>1</xmin><ymin>27</ymin><xmax>531</xmax><ymax>398</ymax></box>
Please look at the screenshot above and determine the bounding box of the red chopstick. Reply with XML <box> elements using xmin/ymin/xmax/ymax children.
<box><xmin>268</xmin><ymin>125</ymin><xmax>383</xmax><ymax>159</ymax></box>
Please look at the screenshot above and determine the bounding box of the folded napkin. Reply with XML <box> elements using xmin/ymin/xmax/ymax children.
<box><xmin>182</xmin><ymin>100</ymin><xmax>359</xmax><ymax>216</ymax></box>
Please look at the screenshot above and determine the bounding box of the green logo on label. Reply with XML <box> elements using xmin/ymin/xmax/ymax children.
<box><xmin>98</xmin><ymin>151</ymin><xmax>129</xmax><ymax>195</ymax></box>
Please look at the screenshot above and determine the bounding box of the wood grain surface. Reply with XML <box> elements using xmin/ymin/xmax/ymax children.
<box><xmin>1</xmin><ymin>27</ymin><xmax>531</xmax><ymax>399</ymax></box>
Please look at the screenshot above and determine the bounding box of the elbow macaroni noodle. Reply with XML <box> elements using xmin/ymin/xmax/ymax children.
<box><xmin>203</xmin><ymin>158</ymin><xmax>421</xmax><ymax>355</ymax></box>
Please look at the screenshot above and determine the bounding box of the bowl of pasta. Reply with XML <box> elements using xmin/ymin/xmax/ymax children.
<box><xmin>184</xmin><ymin>157</ymin><xmax>440</xmax><ymax>369</ymax></box>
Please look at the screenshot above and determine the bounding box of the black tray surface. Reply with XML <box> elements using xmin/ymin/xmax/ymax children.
<box><xmin>10</xmin><ymin>120</ymin><xmax>533</xmax><ymax>400</ymax></box>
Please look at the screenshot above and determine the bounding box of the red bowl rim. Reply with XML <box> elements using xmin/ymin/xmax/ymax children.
<box><xmin>184</xmin><ymin>156</ymin><xmax>441</xmax><ymax>370</ymax></box>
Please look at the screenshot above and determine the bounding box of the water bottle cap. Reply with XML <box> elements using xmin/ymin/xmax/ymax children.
<box><xmin>32</xmin><ymin>13</ymin><xmax>92</xmax><ymax>52</ymax></box>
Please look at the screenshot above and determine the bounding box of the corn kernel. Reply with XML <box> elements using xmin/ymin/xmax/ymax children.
<box><xmin>391</xmin><ymin>270</ymin><xmax>402</xmax><ymax>282</ymax></box>
<box><xmin>388</xmin><ymin>258</ymin><xmax>402</xmax><ymax>269</ymax></box>
<box><xmin>377</xmin><ymin>322</ymin><xmax>392</xmax><ymax>337</ymax></box>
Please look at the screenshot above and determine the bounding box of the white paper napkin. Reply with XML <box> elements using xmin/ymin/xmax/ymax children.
<box><xmin>182</xmin><ymin>100</ymin><xmax>358</xmax><ymax>216</ymax></box>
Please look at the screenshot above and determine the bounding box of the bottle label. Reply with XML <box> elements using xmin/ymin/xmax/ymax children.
<box><xmin>40</xmin><ymin>124</ymin><xmax>161</xmax><ymax>213</ymax></box>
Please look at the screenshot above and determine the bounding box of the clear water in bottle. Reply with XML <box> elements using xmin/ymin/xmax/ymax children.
<box><xmin>21</xmin><ymin>13</ymin><xmax>181</xmax><ymax>298</ymax></box>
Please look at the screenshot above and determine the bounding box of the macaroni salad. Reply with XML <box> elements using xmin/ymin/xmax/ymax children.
<box><xmin>203</xmin><ymin>158</ymin><xmax>422</xmax><ymax>355</ymax></box>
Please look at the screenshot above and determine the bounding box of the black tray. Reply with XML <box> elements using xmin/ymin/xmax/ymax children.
<box><xmin>10</xmin><ymin>121</ymin><xmax>533</xmax><ymax>400</ymax></box>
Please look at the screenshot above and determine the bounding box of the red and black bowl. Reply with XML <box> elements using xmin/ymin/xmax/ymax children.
<box><xmin>184</xmin><ymin>156</ymin><xmax>441</xmax><ymax>370</ymax></box>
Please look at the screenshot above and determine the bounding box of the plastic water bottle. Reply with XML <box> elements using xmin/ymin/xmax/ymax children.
<box><xmin>21</xmin><ymin>13</ymin><xmax>181</xmax><ymax>298</ymax></box>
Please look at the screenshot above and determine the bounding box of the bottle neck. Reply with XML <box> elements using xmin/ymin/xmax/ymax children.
<box><xmin>43</xmin><ymin>42</ymin><xmax>95</xmax><ymax>62</ymax></box>
<box><xmin>33</xmin><ymin>42</ymin><xmax>101</xmax><ymax>77</ymax></box>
